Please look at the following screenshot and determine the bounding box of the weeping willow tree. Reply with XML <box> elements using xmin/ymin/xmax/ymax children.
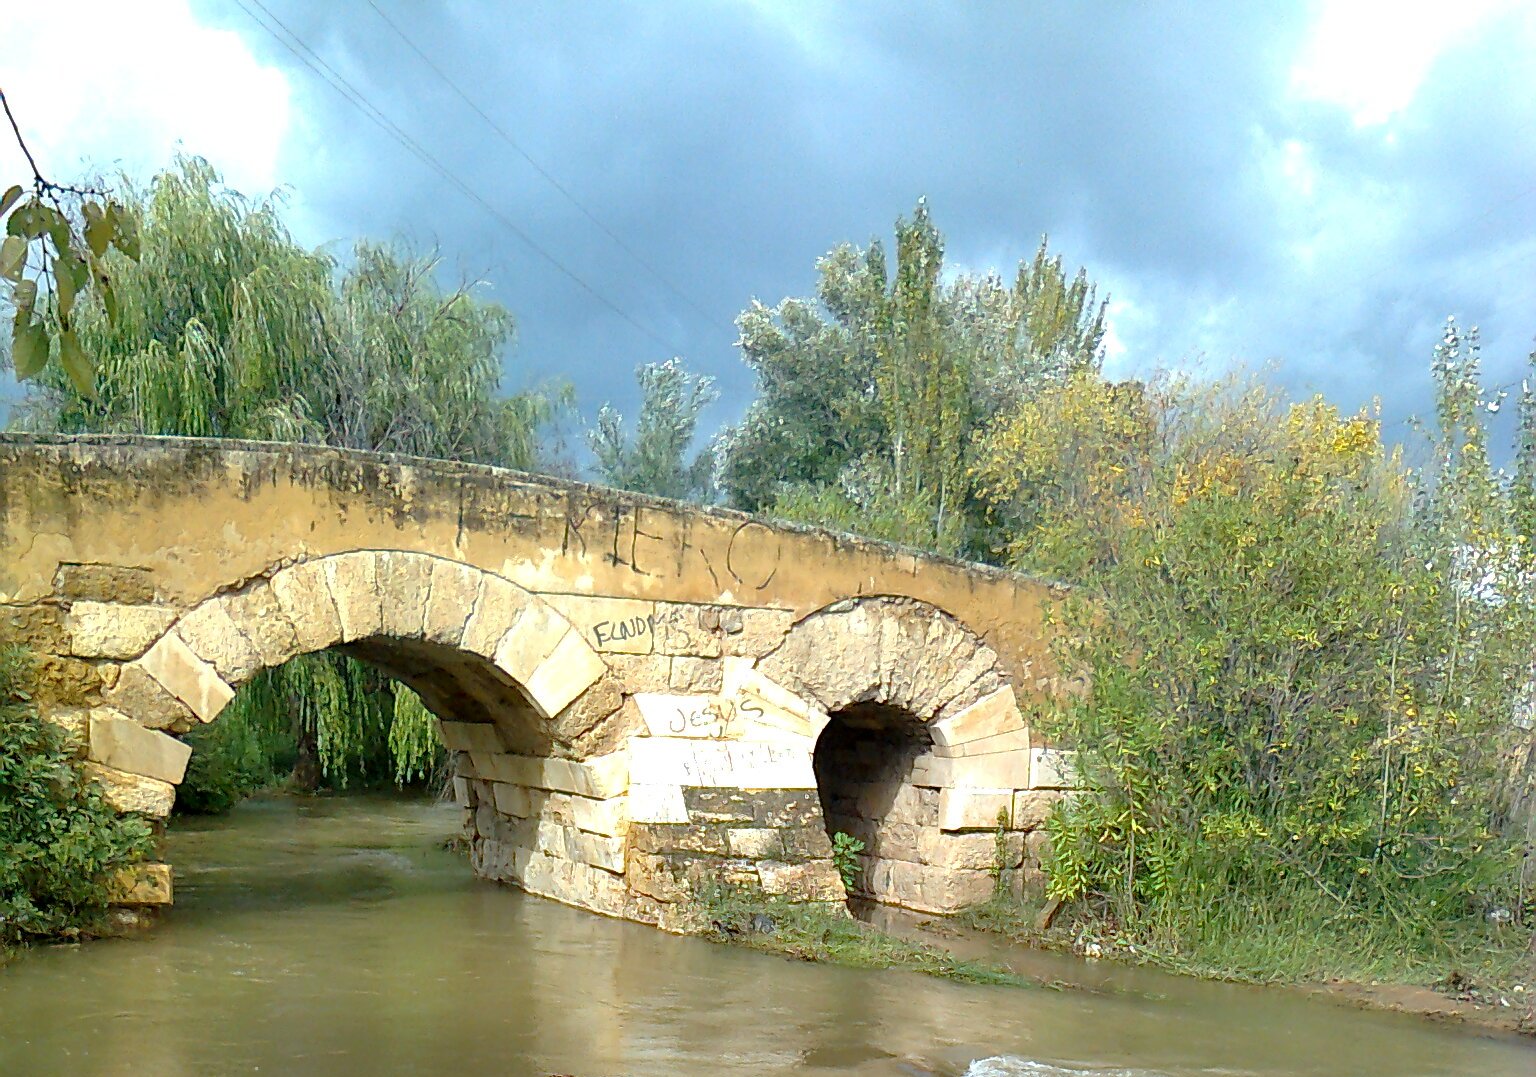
<box><xmin>13</xmin><ymin>156</ymin><xmax>564</xmax><ymax>803</ymax></box>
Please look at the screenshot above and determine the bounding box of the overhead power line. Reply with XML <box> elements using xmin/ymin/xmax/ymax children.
<box><xmin>230</xmin><ymin>0</ymin><xmax>683</xmax><ymax>355</ymax></box>
<box><xmin>360</xmin><ymin>0</ymin><xmax>719</xmax><ymax>327</ymax></box>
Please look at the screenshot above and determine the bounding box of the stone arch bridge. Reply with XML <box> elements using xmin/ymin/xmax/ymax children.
<box><xmin>0</xmin><ymin>435</ymin><xmax>1076</xmax><ymax>929</ymax></box>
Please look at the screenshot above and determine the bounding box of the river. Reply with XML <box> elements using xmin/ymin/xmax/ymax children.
<box><xmin>0</xmin><ymin>795</ymin><xmax>1530</xmax><ymax>1076</ymax></box>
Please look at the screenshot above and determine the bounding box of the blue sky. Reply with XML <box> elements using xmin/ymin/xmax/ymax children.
<box><xmin>3</xmin><ymin>1</ymin><xmax>1534</xmax><ymax>451</ymax></box>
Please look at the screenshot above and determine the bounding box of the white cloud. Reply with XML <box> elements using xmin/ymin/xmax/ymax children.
<box><xmin>0</xmin><ymin>0</ymin><xmax>291</xmax><ymax>195</ymax></box>
<box><xmin>1291</xmin><ymin>0</ymin><xmax>1518</xmax><ymax>126</ymax></box>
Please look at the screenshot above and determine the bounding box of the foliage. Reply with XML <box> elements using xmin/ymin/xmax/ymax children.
<box><xmin>588</xmin><ymin>357</ymin><xmax>717</xmax><ymax>500</ymax></box>
<box><xmin>720</xmin><ymin>201</ymin><xmax>1104</xmax><ymax>556</ymax></box>
<box><xmin>972</xmin><ymin>334</ymin><xmax>1536</xmax><ymax>981</ymax></box>
<box><xmin>13</xmin><ymin>157</ymin><xmax>566</xmax><ymax>808</ymax></box>
<box><xmin>829</xmin><ymin>831</ymin><xmax>865</xmax><ymax>891</ymax></box>
<box><xmin>0</xmin><ymin>647</ymin><xmax>153</xmax><ymax>948</ymax></box>
<box><xmin>0</xmin><ymin>91</ymin><xmax>141</xmax><ymax>396</ymax></box>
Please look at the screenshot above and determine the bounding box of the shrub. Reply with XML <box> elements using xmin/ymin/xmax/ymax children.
<box><xmin>0</xmin><ymin>646</ymin><xmax>153</xmax><ymax>948</ymax></box>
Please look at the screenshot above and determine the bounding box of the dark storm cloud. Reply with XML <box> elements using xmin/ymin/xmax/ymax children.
<box><xmin>186</xmin><ymin>1</ymin><xmax>1536</xmax><ymax>449</ymax></box>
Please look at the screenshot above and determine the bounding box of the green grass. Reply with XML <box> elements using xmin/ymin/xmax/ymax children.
<box><xmin>692</xmin><ymin>886</ymin><xmax>1055</xmax><ymax>989</ymax></box>
<box><xmin>958</xmin><ymin>888</ymin><xmax>1533</xmax><ymax>991</ymax></box>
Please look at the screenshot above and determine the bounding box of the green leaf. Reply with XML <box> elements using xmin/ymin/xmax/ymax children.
<box><xmin>58</xmin><ymin>329</ymin><xmax>95</xmax><ymax>398</ymax></box>
<box><xmin>53</xmin><ymin>251</ymin><xmax>87</xmax><ymax>318</ymax></box>
<box><xmin>82</xmin><ymin>202</ymin><xmax>110</xmax><ymax>258</ymax></box>
<box><xmin>0</xmin><ymin>185</ymin><xmax>22</xmax><ymax>216</ymax></box>
<box><xmin>11</xmin><ymin>278</ymin><xmax>37</xmax><ymax>318</ymax></box>
<box><xmin>105</xmin><ymin>203</ymin><xmax>140</xmax><ymax>261</ymax></box>
<box><xmin>6</xmin><ymin>201</ymin><xmax>45</xmax><ymax>239</ymax></box>
<box><xmin>0</xmin><ymin>235</ymin><xmax>24</xmax><ymax>281</ymax></box>
<box><xmin>11</xmin><ymin>319</ymin><xmax>49</xmax><ymax>379</ymax></box>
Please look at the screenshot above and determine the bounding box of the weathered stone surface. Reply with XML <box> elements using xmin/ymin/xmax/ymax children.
<box><xmin>919</xmin><ymin>829</ymin><xmax>1010</xmax><ymax>871</ymax></box>
<box><xmin>932</xmin><ymin>727</ymin><xmax>1034</xmax><ymax>758</ymax></box>
<box><xmin>461</xmin><ymin>575</ymin><xmax>530</xmax><ymax>656</ymax></box>
<box><xmin>727</xmin><ymin>827</ymin><xmax>784</xmax><ymax>859</ymax></box>
<box><xmin>681</xmin><ymin>786</ymin><xmax>756</xmax><ymax>824</ymax></box>
<box><xmin>422</xmin><ymin>560</ymin><xmax>479</xmax><ymax>646</ymax></box>
<box><xmin>493</xmin><ymin>602</ymin><xmax>569</xmax><ymax>684</ymax></box>
<box><xmin>721</xmin><ymin>607</ymin><xmax>795</xmax><ymax>659</ymax></box>
<box><xmin>780</xmin><ymin>824</ymin><xmax>834</xmax><ymax>861</ymax></box>
<box><xmin>867</xmin><ymin>859</ymin><xmax>994</xmax><ymax>913</ymax></box>
<box><xmin>937</xmin><ymin>787</ymin><xmax>1014</xmax><ymax>832</ymax></box>
<box><xmin>1</xmin><ymin>602</ymin><xmax>70</xmax><ymax>653</ymax></box>
<box><xmin>221</xmin><ymin>585</ymin><xmax>301</xmax><ymax>668</ymax></box>
<box><xmin>54</xmin><ymin>563</ymin><xmax>158</xmax><ymax>604</ymax></box>
<box><xmin>103</xmin><ymin>664</ymin><xmax>196</xmax><ymax>731</ymax></box>
<box><xmin>600</xmin><ymin>654</ymin><xmax>673</xmax><ymax>694</ymax></box>
<box><xmin>762</xmin><ymin>597</ymin><xmax>1005</xmax><ymax>723</ymax></box>
<box><xmin>629</xmin><ymin>783</ymin><xmax>689</xmax><ymax>823</ymax></box>
<box><xmin>88</xmin><ymin>710</ymin><xmax>191</xmax><ymax>783</ymax></box>
<box><xmin>571</xmin><ymin>794</ymin><xmax>627</xmax><ymax>836</ymax></box>
<box><xmin>42</xmin><ymin>707</ymin><xmax>90</xmax><ymax>755</ymax></box>
<box><xmin>438</xmin><ymin>719</ymin><xmax>506</xmax><ymax>754</ymax></box>
<box><xmin>1011</xmin><ymin>790</ymin><xmax>1064</xmax><ymax>831</ymax></box>
<box><xmin>1029</xmin><ymin>747</ymin><xmax>1078</xmax><ymax>789</ymax></box>
<box><xmin>374</xmin><ymin>550</ymin><xmax>436</xmax><ymax>638</ymax></box>
<box><xmin>634</xmin><ymin>692</ymin><xmax>724</xmax><ymax>738</ymax></box>
<box><xmin>571</xmin><ymin>830</ymin><xmax>626</xmax><ymax>873</ymax></box>
<box><xmin>3</xmin><ymin>435</ymin><xmax>1077</xmax><ymax>930</ymax></box>
<box><xmin>326</xmin><ymin>552</ymin><xmax>384</xmax><ymax>642</ymax></box>
<box><xmin>26</xmin><ymin>653</ymin><xmax>105</xmax><ymax>710</ymax></box>
<box><xmin>525</xmin><ymin>629</ymin><xmax>608</xmax><ymax>717</ymax></box>
<box><xmin>757</xmin><ymin>859</ymin><xmax>844</xmax><ymax>901</ymax></box>
<box><xmin>139</xmin><ymin>634</ymin><xmax>234</xmax><ymax>721</ymax></box>
<box><xmin>66</xmin><ymin>601</ymin><xmax>176</xmax><ymax>659</ymax></box>
<box><xmin>629</xmin><ymin>738</ymin><xmax>815</xmax><ymax>789</ymax></box>
<box><xmin>269</xmin><ymin>560</ymin><xmax>343</xmax><ymax>654</ymax></box>
<box><xmin>85</xmin><ymin>762</ymin><xmax>176</xmax><ymax>817</ymax></box>
<box><xmin>107</xmin><ymin>862</ymin><xmax>173</xmax><ymax>906</ymax></box>
<box><xmin>910</xmin><ymin>750</ymin><xmax>1030</xmax><ymax>790</ymax></box>
<box><xmin>174</xmin><ymin>599</ymin><xmax>263</xmax><ymax>684</ymax></box>
<box><xmin>652</xmin><ymin>602</ymin><xmax>723</xmax><ymax>657</ymax></box>
<box><xmin>668</xmin><ymin>655</ymin><xmax>722</xmax><ymax>693</ymax></box>
<box><xmin>929</xmin><ymin>686</ymin><xmax>1023</xmax><ymax>747</ymax></box>
<box><xmin>546</xmin><ymin>594</ymin><xmax>657</xmax><ymax>655</ymax></box>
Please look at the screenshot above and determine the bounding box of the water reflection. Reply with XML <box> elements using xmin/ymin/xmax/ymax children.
<box><xmin>0</xmin><ymin>795</ymin><xmax>1529</xmax><ymax>1076</ymax></box>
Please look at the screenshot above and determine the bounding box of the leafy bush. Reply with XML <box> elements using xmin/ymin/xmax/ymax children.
<box><xmin>0</xmin><ymin>647</ymin><xmax>153</xmax><ymax>948</ymax></box>
<box><xmin>972</xmin><ymin>331</ymin><xmax>1536</xmax><ymax>982</ymax></box>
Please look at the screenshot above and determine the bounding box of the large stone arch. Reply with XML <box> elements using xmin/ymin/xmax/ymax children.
<box><xmin>83</xmin><ymin>550</ymin><xmax>656</xmax><ymax>921</ymax></box>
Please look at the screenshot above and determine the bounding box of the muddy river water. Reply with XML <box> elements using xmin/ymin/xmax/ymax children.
<box><xmin>0</xmin><ymin>795</ymin><xmax>1530</xmax><ymax>1076</ymax></box>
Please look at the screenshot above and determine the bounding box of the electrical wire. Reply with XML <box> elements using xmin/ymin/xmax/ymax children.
<box><xmin>231</xmin><ymin>0</ymin><xmax>684</xmax><ymax>355</ymax></box>
<box><xmin>361</xmin><ymin>0</ymin><xmax>719</xmax><ymax>326</ymax></box>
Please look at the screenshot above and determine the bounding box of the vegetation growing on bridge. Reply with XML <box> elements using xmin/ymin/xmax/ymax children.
<box><xmin>0</xmin><ymin>647</ymin><xmax>152</xmax><ymax>953</ymax></box>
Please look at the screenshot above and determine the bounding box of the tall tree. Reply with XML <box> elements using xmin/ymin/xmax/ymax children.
<box><xmin>588</xmin><ymin>357</ymin><xmax>718</xmax><ymax>500</ymax></box>
<box><xmin>11</xmin><ymin>156</ymin><xmax>564</xmax><ymax>799</ymax></box>
<box><xmin>720</xmin><ymin>201</ymin><xmax>1106</xmax><ymax>556</ymax></box>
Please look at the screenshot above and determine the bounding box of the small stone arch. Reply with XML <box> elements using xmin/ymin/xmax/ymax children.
<box><xmin>759</xmin><ymin>596</ymin><xmax>1055</xmax><ymax>913</ymax></box>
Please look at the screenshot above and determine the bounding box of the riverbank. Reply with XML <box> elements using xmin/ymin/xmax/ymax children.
<box><xmin>945</xmin><ymin>898</ymin><xmax>1536</xmax><ymax>1040</ymax></box>
<box><xmin>690</xmin><ymin>889</ymin><xmax>1535</xmax><ymax>1041</ymax></box>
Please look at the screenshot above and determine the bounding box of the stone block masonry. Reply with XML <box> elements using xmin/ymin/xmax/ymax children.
<box><xmin>0</xmin><ymin>434</ymin><xmax>1079</xmax><ymax>930</ymax></box>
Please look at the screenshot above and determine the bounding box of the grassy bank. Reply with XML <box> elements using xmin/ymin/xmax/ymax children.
<box><xmin>956</xmin><ymin>891</ymin><xmax>1533</xmax><ymax>993</ymax></box>
<box><xmin>692</xmin><ymin>886</ymin><xmax>1054</xmax><ymax>989</ymax></box>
